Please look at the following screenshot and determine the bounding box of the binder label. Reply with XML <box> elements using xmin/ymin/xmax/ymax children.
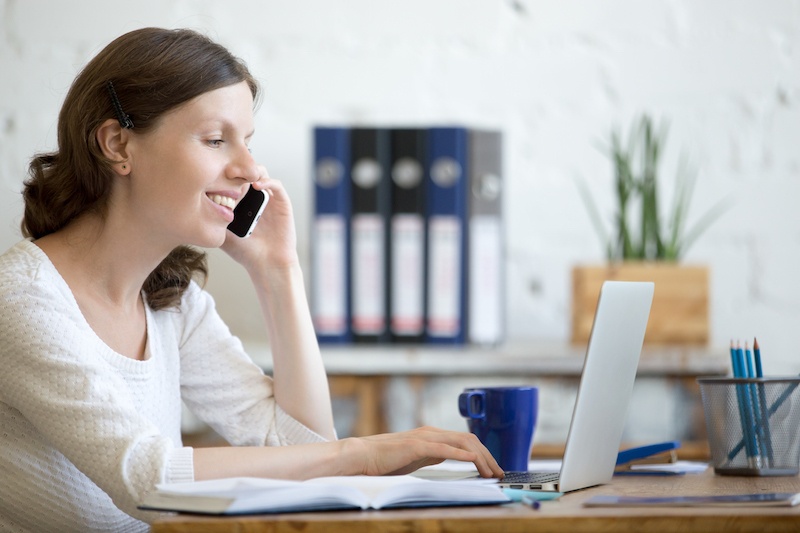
<box><xmin>351</xmin><ymin>214</ymin><xmax>386</xmax><ymax>334</ymax></box>
<box><xmin>391</xmin><ymin>214</ymin><xmax>425</xmax><ymax>334</ymax></box>
<box><xmin>469</xmin><ymin>215</ymin><xmax>502</xmax><ymax>344</ymax></box>
<box><xmin>312</xmin><ymin>215</ymin><xmax>347</xmax><ymax>334</ymax></box>
<box><xmin>427</xmin><ymin>215</ymin><xmax>462</xmax><ymax>336</ymax></box>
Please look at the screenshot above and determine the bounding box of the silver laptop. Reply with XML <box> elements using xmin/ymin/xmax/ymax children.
<box><xmin>497</xmin><ymin>280</ymin><xmax>654</xmax><ymax>492</ymax></box>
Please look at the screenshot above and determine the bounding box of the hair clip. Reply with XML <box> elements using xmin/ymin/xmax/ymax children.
<box><xmin>106</xmin><ymin>81</ymin><xmax>134</xmax><ymax>129</ymax></box>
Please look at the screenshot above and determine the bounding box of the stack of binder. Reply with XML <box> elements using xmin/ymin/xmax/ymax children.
<box><xmin>311</xmin><ymin>125</ymin><xmax>504</xmax><ymax>346</ymax></box>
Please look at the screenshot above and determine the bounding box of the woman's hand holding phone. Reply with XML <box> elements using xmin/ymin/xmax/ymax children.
<box><xmin>221</xmin><ymin>167</ymin><xmax>301</xmax><ymax>275</ymax></box>
<box><xmin>227</xmin><ymin>186</ymin><xmax>268</xmax><ymax>238</ymax></box>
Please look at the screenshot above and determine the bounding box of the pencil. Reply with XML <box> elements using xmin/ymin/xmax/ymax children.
<box><xmin>736</xmin><ymin>341</ymin><xmax>760</xmax><ymax>463</ymax></box>
<box><xmin>730</xmin><ymin>340</ymin><xmax>741</xmax><ymax>377</ymax></box>
<box><xmin>754</xmin><ymin>338</ymin><xmax>763</xmax><ymax>378</ymax></box>
<box><xmin>752</xmin><ymin>338</ymin><xmax>773</xmax><ymax>465</ymax></box>
<box><xmin>744</xmin><ymin>341</ymin><xmax>755</xmax><ymax>378</ymax></box>
<box><xmin>745</xmin><ymin>341</ymin><xmax>768</xmax><ymax>464</ymax></box>
<box><xmin>728</xmin><ymin>340</ymin><xmax>753</xmax><ymax>461</ymax></box>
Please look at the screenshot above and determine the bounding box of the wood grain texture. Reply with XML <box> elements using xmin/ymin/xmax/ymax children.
<box><xmin>571</xmin><ymin>263</ymin><xmax>709</xmax><ymax>345</ymax></box>
<box><xmin>151</xmin><ymin>469</ymin><xmax>800</xmax><ymax>533</ymax></box>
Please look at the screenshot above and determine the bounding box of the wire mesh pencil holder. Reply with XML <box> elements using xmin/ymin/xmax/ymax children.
<box><xmin>698</xmin><ymin>377</ymin><xmax>800</xmax><ymax>476</ymax></box>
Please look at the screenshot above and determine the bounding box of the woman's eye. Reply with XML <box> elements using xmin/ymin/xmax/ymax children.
<box><xmin>207</xmin><ymin>139</ymin><xmax>224</xmax><ymax>147</ymax></box>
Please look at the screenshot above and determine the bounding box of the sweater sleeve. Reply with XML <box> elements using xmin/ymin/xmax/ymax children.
<box><xmin>175</xmin><ymin>282</ymin><xmax>330</xmax><ymax>447</ymax></box>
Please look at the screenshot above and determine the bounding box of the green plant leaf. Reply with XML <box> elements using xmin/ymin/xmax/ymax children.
<box><xmin>587</xmin><ymin>113</ymin><xmax>724</xmax><ymax>262</ymax></box>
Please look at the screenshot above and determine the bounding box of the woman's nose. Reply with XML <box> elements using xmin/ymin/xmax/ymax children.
<box><xmin>227</xmin><ymin>146</ymin><xmax>259</xmax><ymax>183</ymax></box>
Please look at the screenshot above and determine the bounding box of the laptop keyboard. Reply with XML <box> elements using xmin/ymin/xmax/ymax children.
<box><xmin>502</xmin><ymin>471</ymin><xmax>560</xmax><ymax>484</ymax></box>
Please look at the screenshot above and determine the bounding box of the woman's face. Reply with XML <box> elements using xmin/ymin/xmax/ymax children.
<box><xmin>123</xmin><ymin>81</ymin><xmax>258</xmax><ymax>250</ymax></box>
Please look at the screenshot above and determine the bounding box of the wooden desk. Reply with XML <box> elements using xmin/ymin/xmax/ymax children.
<box><xmin>150</xmin><ymin>469</ymin><xmax>800</xmax><ymax>533</ymax></box>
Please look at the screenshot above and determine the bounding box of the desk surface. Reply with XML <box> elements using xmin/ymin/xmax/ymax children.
<box><xmin>150</xmin><ymin>469</ymin><xmax>800</xmax><ymax>533</ymax></box>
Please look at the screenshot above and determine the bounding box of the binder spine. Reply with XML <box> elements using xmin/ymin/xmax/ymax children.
<box><xmin>468</xmin><ymin>130</ymin><xmax>504</xmax><ymax>345</ymax></box>
<box><xmin>425</xmin><ymin>127</ymin><xmax>469</xmax><ymax>344</ymax></box>
<box><xmin>389</xmin><ymin>128</ymin><xmax>427</xmax><ymax>343</ymax></box>
<box><xmin>312</xmin><ymin>127</ymin><xmax>352</xmax><ymax>343</ymax></box>
<box><xmin>350</xmin><ymin>128</ymin><xmax>391</xmax><ymax>343</ymax></box>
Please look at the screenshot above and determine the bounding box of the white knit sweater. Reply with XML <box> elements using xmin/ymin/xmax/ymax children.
<box><xmin>0</xmin><ymin>240</ymin><xmax>327</xmax><ymax>532</ymax></box>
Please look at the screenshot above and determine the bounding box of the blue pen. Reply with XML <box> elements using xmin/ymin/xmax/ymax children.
<box><xmin>521</xmin><ymin>495</ymin><xmax>541</xmax><ymax>510</ymax></box>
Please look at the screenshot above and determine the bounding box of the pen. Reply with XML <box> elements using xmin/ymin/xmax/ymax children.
<box><xmin>521</xmin><ymin>495</ymin><xmax>541</xmax><ymax>510</ymax></box>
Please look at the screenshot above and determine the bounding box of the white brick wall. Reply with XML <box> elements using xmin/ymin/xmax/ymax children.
<box><xmin>2</xmin><ymin>0</ymin><xmax>799</xmax><ymax>375</ymax></box>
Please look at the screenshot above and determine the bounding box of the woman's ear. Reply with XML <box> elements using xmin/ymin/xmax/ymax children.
<box><xmin>96</xmin><ymin>118</ymin><xmax>131</xmax><ymax>175</ymax></box>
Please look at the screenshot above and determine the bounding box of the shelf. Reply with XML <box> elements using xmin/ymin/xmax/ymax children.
<box><xmin>245</xmin><ymin>341</ymin><xmax>729</xmax><ymax>378</ymax></box>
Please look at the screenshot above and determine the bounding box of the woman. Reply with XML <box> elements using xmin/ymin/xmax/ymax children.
<box><xmin>0</xmin><ymin>27</ymin><xmax>502</xmax><ymax>532</ymax></box>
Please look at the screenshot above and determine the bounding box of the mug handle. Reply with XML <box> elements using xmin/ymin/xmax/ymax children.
<box><xmin>458</xmin><ymin>390</ymin><xmax>486</xmax><ymax>419</ymax></box>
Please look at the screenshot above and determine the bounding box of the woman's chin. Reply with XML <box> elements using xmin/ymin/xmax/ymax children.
<box><xmin>189</xmin><ymin>229</ymin><xmax>228</xmax><ymax>250</ymax></box>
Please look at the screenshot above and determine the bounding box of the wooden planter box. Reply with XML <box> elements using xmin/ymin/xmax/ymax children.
<box><xmin>571</xmin><ymin>263</ymin><xmax>709</xmax><ymax>345</ymax></box>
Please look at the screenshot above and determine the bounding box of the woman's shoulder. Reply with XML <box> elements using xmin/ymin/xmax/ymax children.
<box><xmin>150</xmin><ymin>279</ymin><xmax>230</xmax><ymax>346</ymax></box>
<box><xmin>0</xmin><ymin>240</ymin><xmax>59</xmax><ymax>288</ymax></box>
<box><xmin>154</xmin><ymin>278</ymin><xmax>218</xmax><ymax>322</ymax></box>
<box><xmin>0</xmin><ymin>240</ymin><xmax>76</xmax><ymax>327</ymax></box>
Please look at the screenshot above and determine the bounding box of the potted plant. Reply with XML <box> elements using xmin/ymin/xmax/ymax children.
<box><xmin>572</xmin><ymin>115</ymin><xmax>728</xmax><ymax>345</ymax></box>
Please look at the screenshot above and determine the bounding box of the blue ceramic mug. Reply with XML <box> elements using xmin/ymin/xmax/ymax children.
<box><xmin>458</xmin><ymin>386</ymin><xmax>538</xmax><ymax>472</ymax></box>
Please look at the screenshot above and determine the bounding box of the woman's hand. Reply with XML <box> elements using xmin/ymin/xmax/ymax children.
<box><xmin>343</xmin><ymin>427</ymin><xmax>504</xmax><ymax>479</ymax></box>
<box><xmin>194</xmin><ymin>427</ymin><xmax>503</xmax><ymax>482</ymax></box>
<box><xmin>221</xmin><ymin>167</ymin><xmax>298</xmax><ymax>275</ymax></box>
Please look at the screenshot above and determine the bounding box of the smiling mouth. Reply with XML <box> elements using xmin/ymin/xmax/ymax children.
<box><xmin>208</xmin><ymin>194</ymin><xmax>236</xmax><ymax>210</ymax></box>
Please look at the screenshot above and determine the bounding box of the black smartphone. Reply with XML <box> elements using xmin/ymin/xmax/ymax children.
<box><xmin>227</xmin><ymin>186</ymin><xmax>268</xmax><ymax>238</ymax></box>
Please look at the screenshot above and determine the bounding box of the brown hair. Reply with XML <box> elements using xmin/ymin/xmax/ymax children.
<box><xmin>21</xmin><ymin>27</ymin><xmax>260</xmax><ymax>310</ymax></box>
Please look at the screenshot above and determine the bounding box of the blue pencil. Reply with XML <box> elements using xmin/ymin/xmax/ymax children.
<box><xmin>729</xmin><ymin>340</ymin><xmax>741</xmax><ymax>377</ymax></box>
<box><xmin>726</xmin><ymin>339</ymin><xmax>776</xmax><ymax>465</ymax></box>
<box><xmin>728</xmin><ymin>377</ymin><xmax>793</xmax><ymax>464</ymax></box>
<box><xmin>753</xmin><ymin>338</ymin><xmax>763</xmax><ymax>378</ymax></box>
<box><xmin>728</xmin><ymin>340</ymin><xmax>752</xmax><ymax>459</ymax></box>
<box><xmin>744</xmin><ymin>342</ymin><xmax>755</xmax><ymax>378</ymax></box>
<box><xmin>744</xmin><ymin>342</ymin><xmax>765</xmax><ymax>463</ymax></box>
<box><xmin>737</xmin><ymin>341</ymin><xmax>760</xmax><ymax>463</ymax></box>
<box><xmin>752</xmin><ymin>338</ymin><xmax>773</xmax><ymax>464</ymax></box>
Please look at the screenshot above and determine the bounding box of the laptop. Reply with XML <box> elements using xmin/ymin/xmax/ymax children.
<box><xmin>496</xmin><ymin>280</ymin><xmax>654</xmax><ymax>492</ymax></box>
